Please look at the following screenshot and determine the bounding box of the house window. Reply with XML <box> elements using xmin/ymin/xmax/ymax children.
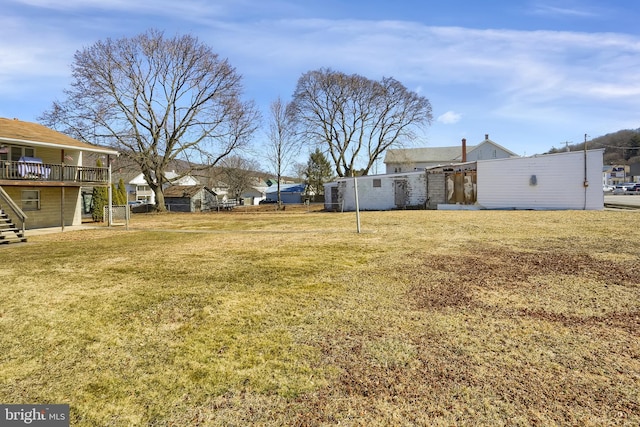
<box><xmin>373</xmin><ymin>179</ymin><xmax>382</xmax><ymax>188</ymax></box>
<box><xmin>11</xmin><ymin>146</ymin><xmax>35</xmax><ymax>161</ymax></box>
<box><xmin>21</xmin><ymin>190</ymin><xmax>40</xmax><ymax>211</ymax></box>
<box><xmin>1</xmin><ymin>145</ymin><xmax>35</xmax><ymax>161</ymax></box>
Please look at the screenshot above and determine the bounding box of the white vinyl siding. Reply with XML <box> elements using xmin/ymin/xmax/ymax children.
<box><xmin>476</xmin><ymin>150</ymin><xmax>604</xmax><ymax>210</ymax></box>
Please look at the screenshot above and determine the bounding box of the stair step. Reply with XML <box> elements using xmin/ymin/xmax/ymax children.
<box><xmin>0</xmin><ymin>196</ymin><xmax>27</xmax><ymax>244</ymax></box>
<box><xmin>0</xmin><ymin>233</ymin><xmax>27</xmax><ymax>242</ymax></box>
<box><xmin>0</xmin><ymin>238</ymin><xmax>27</xmax><ymax>244</ymax></box>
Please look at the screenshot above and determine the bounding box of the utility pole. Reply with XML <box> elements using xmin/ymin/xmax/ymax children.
<box><xmin>353</xmin><ymin>171</ymin><xmax>361</xmax><ymax>234</ymax></box>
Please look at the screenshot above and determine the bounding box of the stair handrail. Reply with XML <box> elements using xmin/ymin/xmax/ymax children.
<box><xmin>0</xmin><ymin>185</ymin><xmax>27</xmax><ymax>235</ymax></box>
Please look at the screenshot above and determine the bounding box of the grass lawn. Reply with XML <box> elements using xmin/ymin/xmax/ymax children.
<box><xmin>1</xmin><ymin>208</ymin><xmax>639</xmax><ymax>426</ymax></box>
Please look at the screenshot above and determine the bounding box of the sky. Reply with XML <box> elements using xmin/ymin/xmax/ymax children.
<box><xmin>2</xmin><ymin>0</ymin><xmax>640</xmax><ymax>170</ymax></box>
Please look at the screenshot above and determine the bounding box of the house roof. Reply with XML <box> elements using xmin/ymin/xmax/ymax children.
<box><xmin>466</xmin><ymin>139</ymin><xmax>519</xmax><ymax>158</ymax></box>
<box><xmin>384</xmin><ymin>146</ymin><xmax>476</xmax><ymax>163</ymax></box>
<box><xmin>384</xmin><ymin>137</ymin><xmax>519</xmax><ymax>164</ymax></box>
<box><xmin>129</xmin><ymin>171</ymin><xmax>200</xmax><ymax>186</ymax></box>
<box><xmin>163</xmin><ymin>185</ymin><xmax>209</xmax><ymax>198</ymax></box>
<box><xmin>0</xmin><ymin>117</ymin><xmax>119</xmax><ymax>155</ymax></box>
<box><xmin>266</xmin><ymin>183</ymin><xmax>306</xmax><ymax>193</ymax></box>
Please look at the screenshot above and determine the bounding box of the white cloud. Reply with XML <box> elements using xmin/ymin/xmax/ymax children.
<box><xmin>530</xmin><ymin>4</ymin><xmax>597</xmax><ymax>18</ymax></box>
<box><xmin>437</xmin><ymin>111</ymin><xmax>462</xmax><ymax>124</ymax></box>
<box><xmin>2</xmin><ymin>2</ymin><xmax>640</xmax><ymax>152</ymax></box>
<box><xmin>219</xmin><ymin>19</ymin><xmax>640</xmax><ymax>96</ymax></box>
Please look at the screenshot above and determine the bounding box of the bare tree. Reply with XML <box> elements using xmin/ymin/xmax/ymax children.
<box><xmin>40</xmin><ymin>29</ymin><xmax>259</xmax><ymax>211</ymax></box>
<box><xmin>265</xmin><ymin>97</ymin><xmax>300</xmax><ymax>207</ymax></box>
<box><xmin>219</xmin><ymin>155</ymin><xmax>260</xmax><ymax>204</ymax></box>
<box><xmin>291</xmin><ymin>161</ymin><xmax>308</xmax><ymax>181</ymax></box>
<box><xmin>289</xmin><ymin>68</ymin><xmax>432</xmax><ymax>177</ymax></box>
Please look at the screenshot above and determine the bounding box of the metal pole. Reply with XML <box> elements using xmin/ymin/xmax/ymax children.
<box><xmin>107</xmin><ymin>155</ymin><xmax>113</xmax><ymax>227</ymax></box>
<box><xmin>353</xmin><ymin>172</ymin><xmax>361</xmax><ymax>234</ymax></box>
<box><xmin>125</xmin><ymin>200</ymin><xmax>129</xmax><ymax>231</ymax></box>
<box><xmin>583</xmin><ymin>134</ymin><xmax>588</xmax><ymax>210</ymax></box>
<box><xmin>61</xmin><ymin>186</ymin><xmax>65</xmax><ymax>232</ymax></box>
<box><xmin>61</xmin><ymin>150</ymin><xmax>65</xmax><ymax>232</ymax></box>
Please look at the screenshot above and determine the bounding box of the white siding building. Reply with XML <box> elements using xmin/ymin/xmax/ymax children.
<box><xmin>325</xmin><ymin>171</ymin><xmax>427</xmax><ymax>211</ymax></box>
<box><xmin>325</xmin><ymin>149</ymin><xmax>604</xmax><ymax>211</ymax></box>
<box><xmin>476</xmin><ymin>149</ymin><xmax>604</xmax><ymax>210</ymax></box>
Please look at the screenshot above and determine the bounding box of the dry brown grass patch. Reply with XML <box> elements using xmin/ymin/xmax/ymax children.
<box><xmin>2</xmin><ymin>209</ymin><xmax>639</xmax><ymax>425</ymax></box>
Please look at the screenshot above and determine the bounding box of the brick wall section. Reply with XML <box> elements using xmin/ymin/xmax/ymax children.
<box><xmin>426</xmin><ymin>173</ymin><xmax>446</xmax><ymax>209</ymax></box>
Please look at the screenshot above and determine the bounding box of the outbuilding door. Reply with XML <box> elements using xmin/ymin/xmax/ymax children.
<box><xmin>394</xmin><ymin>180</ymin><xmax>408</xmax><ymax>208</ymax></box>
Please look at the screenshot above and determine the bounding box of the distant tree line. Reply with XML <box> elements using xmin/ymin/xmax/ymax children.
<box><xmin>547</xmin><ymin>129</ymin><xmax>640</xmax><ymax>165</ymax></box>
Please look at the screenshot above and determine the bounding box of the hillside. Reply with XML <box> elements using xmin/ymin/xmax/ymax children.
<box><xmin>547</xmin><ymin>128</ymin><xmax>640</xmax><ymax>164</ymax></box>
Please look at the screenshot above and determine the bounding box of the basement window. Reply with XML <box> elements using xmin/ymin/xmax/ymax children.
<box><xmin>373</xmin><ymin>179</ymin><xmax>382</xmax><ymax>188</ymax></box>
<box><xmin>22</xmin><ymin>190</ymin><xmax>40</xmax><ymax>211</ymax></box>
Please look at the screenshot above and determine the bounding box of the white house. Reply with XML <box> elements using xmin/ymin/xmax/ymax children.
<box><xmin>384</xmin><ymin>134</ymin><xmax>518</xmax><ymax>174</ymax></box>
<box><xmin>129</xmin><ymin>171</ymin><xmax>199</xmax><ymax>204</ymax></box>
<box><xmin>325</xmin><ymin>149</ymin><xmax>604</xmax><ymax>211</ymax></box>
<box><xmin>241</xmin><ymin>185</ymin><xmax>268</xmax><ymax>205</ymax></box>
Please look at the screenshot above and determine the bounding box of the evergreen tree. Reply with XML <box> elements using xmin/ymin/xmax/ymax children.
<box><xmin>110</xmin><ymin>179</ymin><xmax>127</xmax><ymax>205</ymax></box>
<box><xmin>304</xmin><ymin>148</ymin><xmax>333</xmax><ymax>201</ymax></box>
<box><xmin>117</xmin><ymin>178</ymin><xmax>128</xmax><ymax>205</ymax></box>
<box><xmin>91</xmin><ymin>159</ymin><xmax>108</xmax><ymax>221</ymax></box>
<box><xmin>111</xmin><ymin>184</ymin><xmax>118</xmax><ymax>204</ymax></box>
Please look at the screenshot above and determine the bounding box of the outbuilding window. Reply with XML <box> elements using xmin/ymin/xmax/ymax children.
<box><xmin>373</xmin><ymin>179</ymin><xmax>382</xmax><ymax>188</ymax></box>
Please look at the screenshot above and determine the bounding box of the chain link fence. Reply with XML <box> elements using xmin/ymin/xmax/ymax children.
<box><xmin>103</xmin><ymin>204</ymin><xmax>130</xmax><ymax>226</ymax></box>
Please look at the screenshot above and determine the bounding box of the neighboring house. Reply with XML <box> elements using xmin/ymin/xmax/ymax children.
<box><xmin>163</xmin><ymin>185</ymin><xmax>218</xmax><ymax>212</ymax></box>
<box><xmin>241</xmin><ymin>185</ymin><xmax>267</xmax><ymax>205</ymax></box>
<box><xmin>208</xmin><ymin>181</ymin><xmax>230</xmax><ymax>203</ymax></box>
<box><xmin>0</xmin><ymin>117</ymin><xmax>118</xmax><ymax>236</ymax></box>
<box><xmin>605</xmin><ymin>164</ymin><xmax>631</xmax><ymax>186</ymax></box>
<box><xmin>110</xmin><ymin>170</ymin><xmax>142</xmax><ymax>203</ymax></box>
<box><xmin>265</xmin><ymin>183</ymin><xmax>307</xmax><ymax>204</ymax></box>
<box><xmin>384</xmin><ymin>134</ymin><xmax>518</xmax><ymax>173</ymax></box>
<box><xmin>128</xmin><ymin>171</ymin><xmax>200</xmax><ymax>204</ymax></box>
<box><xmin>326</xmin><ymin>149</ymin><xmax>604</xmax><ymax>211</ymax></box>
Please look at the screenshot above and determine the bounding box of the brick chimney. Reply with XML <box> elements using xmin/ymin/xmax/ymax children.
<box><xmin>461</xmin><ymin>138</ymin><xmax>467</xmax><ymax>162</ymax></box>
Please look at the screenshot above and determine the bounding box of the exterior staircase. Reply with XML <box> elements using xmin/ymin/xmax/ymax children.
<box><xmin>0</xmin><ymin>208</ymin><xmax>27</xmax><ymax>243</ymax></box>
<box><xmin>0</xmin><ymin>186</ymin><xmax>27</xmax><ymax>244</ymax></box>
<box><xmin>0</xmin><ymin>185</ymin><xmax>28</xmax><ymax>245</ymax></box>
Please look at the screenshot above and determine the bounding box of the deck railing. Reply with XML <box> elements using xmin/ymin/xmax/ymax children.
<box><xmin>0</xmin><ymin>160</ymin><xmax>109</xmax><ymax>183</ymax></box>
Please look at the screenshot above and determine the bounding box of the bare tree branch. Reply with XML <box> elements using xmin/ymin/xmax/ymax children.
<box><xmin>289</xmin><ymin>68</ymin><xmax>432</xmax><ymax>177</ymax></box>
<box><xmin>264</xmin><ymin>97</ymin><xmax>301</xmax><ymax>206</ymax></box>
<box><xmin>39</xmin><ymin>29</ymin><xmax>259</xmax><ymax>211</ymax></box>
